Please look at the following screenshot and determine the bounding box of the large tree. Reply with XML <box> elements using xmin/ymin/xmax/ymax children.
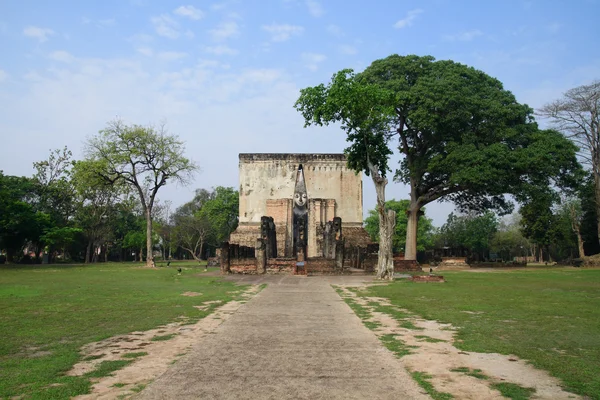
<box><xmin>86</xmin><ymin>120</ymin><xmax>198</xmax><ymax>267</ymax></box>
<box><xmin>538</xmin><ymin>81</ymin><xmax>600</xmax><ymax>245</ymax></box>
<box><xmin>296</xmin><ymin>54</ymin><xmax>581</xmax><ymax>264</ymax></box>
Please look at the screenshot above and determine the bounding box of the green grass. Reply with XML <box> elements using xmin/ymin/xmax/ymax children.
<box><xmin>362</xmin><ymin>268</ymin><xmax>600</xmax><ymax>399</ymax></box>
<box><xmin>491</xmin><ymin>382</ymin><xmax>536</xmax><ymax>400</ymax></box>
<box><xmin>0</xmin><ymin>262</ymin><xmax>245</xmax><ymax>399</ymax></box>
<box><xmin>450</xmin><ymin>367</ymin><xmax>489</xmax><ymax>380</ymax></box>
<box><xmin>121</xmin><ymin>351</ymin><xmax>148</xmax><ymax>359</ymax></box>
<box><xmin>415</xmin><ymin>335</ymin><xmax>446</xmax><ymax>343</ymax></box>
<box><xmin>85</xmin><ymin>360</ymin><xmax>132</xmax><ymax>378</ymax></box>
<box><xmin>379</xmin><ymin>334</ymin><xmax>413</xmax><ymax>358</ymax></box>
<box><xmin>410</xmin><ymin>371</ymin><xmax>454</xmax><ymax>400</ymax></box>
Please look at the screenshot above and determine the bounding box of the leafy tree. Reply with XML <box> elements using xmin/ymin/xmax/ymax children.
<box><xmin>0</xmin><ymin>173</ymin><xmax>39</xmax><ymax>262</ymax></box>
<box><xmin>539</xmin><ymin>81</ymin><xmax>600</xmax><ymax>245</ymax></box>
<box><xmin>490</xmin><ymin>214</ymin><xmax>530</xmax><ymax>261</ymax></box>
<box><xmin>86</xmin><ymin>120</ymin><xmax>198</xmax><ymax>267</ymax></box>
<box><xmin>172</xmin><ymin>187</ymin><xmax>239</xmax><ymax>260</ymax></box>
<box><xmin>296</xmin><ymin>54</ymin><xmax>581</xmax><ymax>268</ymax></box>
<box><xmin>519</xmin><ymin>191</ymin><xmax>557</xmax><ymax>262</ymax></box>
<box><xmin>32</xmin><ymin>146</ymin><xmax>75</xmax><ymax>227</ymax></box>
<box><xmin>295</xmin><ymin>65</ymin><xmax>397</xmax><ymax>279</ymax></box>
<box><xmin>200</xmin><ymin>186</ymin><xmax>239</xmax><ymax>244</ymax></box>
<box><xmin>71</xmin><ymin>159</ymin><xmax>125</xmax><ymax>263</ymax></box>
<box><xmin>439</xmin><ymin>211</ymin><xmax>498</xmax><ymax>260</ymax></box>
<box><xmin>364</xmin><ymin>199</ymin><xmax>434</xmax><ymax>253</ymax></box>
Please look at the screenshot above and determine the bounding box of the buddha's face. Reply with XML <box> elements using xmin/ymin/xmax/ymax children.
<box><xmin>294</xmin><ymin>192</ymin><xmax>307</xmax><ymax>207</ymax></box>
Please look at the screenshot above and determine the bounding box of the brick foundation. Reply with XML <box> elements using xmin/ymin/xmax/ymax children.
<box><xmin>412</xmin><ymin>275</ymin><xmax>445</xmax><ymax>283</ymax></box>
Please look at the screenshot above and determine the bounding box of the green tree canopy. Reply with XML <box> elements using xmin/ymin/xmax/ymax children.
<box><xmin>172</xmin><ymin>186</ymin><xmax>239</xmax><ymax>260</ymax></box>
<box><xmin>86</xmin><ymin>120</ymin><xmax>198</xmax><ymax>267</ymax></box>
<box><xmin>439</xmin><ymin>211</ymin><xmax>498</xmax><ymax>258</ymax></box>
<box><xmin>364</xmin><ymin>199</ymin><xmax>434</xmax><ymax>253</ymax></box>
<box><xmin>296</xmin><ymin>54</ymin><xmax>581</xmax><ymax>262</ymax></box>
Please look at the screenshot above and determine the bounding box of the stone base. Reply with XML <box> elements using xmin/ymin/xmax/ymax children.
<box><xmin>437</xmin><ymin>257</ymin><xmax>469</xmax><ymax>269</ymax></box>
<box><xmin>412</xmin><ymin>275</ymin><xmax>445</xmax><ymax>283</ymax></box>
<box><xmin>394</xmin><ymin>259</ymin><xmax>421</xmax><ymax>271</ymax></box>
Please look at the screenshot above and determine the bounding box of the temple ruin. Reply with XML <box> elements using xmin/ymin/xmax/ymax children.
<box><xmin>222</xmin><ymin>153</ymin><xmax>376</xmax><ymax>275</ymax></box>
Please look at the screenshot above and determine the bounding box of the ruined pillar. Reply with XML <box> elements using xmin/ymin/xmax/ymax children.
<box><xmin>256</xmin><ymin>238</ymin><xmax>266</xmax><ymax>274</ymax></box>
<box><xmin>335</xmin><ymin>240</ymin><xmax>344</xmax><ymax>271</ymax></box>
<box><xmin>220</xmin><ymin>242</ymin><xmax>231</xmax><ymax>274</ymax></box>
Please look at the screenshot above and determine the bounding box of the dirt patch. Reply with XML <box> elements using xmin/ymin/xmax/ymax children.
<box><xmin>180</xmin><ymin>291</ymin><xmax>202</xmax><ymax>297</ymax></box>
<box><xmin>70</xmin><ymin>284</ymin><xmax>264</xmax><ymax>399</ymax></box>
<box><xmin>337</xmin><ymin>286</ymin><xmax>580</xmax><ymax>400</ymax></box>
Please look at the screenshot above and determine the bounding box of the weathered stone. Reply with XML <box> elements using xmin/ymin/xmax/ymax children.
<box><xmin>256</xmin><ymin>238</ymin><xmax>266</xmax><ymax>274</ymax></box>
<box><xmin>230</xmin><ymin>154</ymin><xmax>369</xmax><ymax>258</ymax></box>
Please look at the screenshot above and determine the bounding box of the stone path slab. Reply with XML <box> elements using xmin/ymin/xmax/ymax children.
<box><xmin>138</xmin><ymin>276</ymin><xmax>430</xmax><ymax>399</ymax></box>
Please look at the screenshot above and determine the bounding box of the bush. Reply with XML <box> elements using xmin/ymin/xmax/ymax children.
<box><xmin>0</xmin><ymin>254</ymin><xmax>6</xmax><ymax>264</ymax></box>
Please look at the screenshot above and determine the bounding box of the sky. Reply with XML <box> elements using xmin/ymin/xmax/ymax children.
<box><xmin>0</xmin><ymin>0</ymin><xmax>599</xmax><ymax>226</ymax></box>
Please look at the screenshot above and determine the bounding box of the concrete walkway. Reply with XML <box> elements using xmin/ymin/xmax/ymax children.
<box><xmin>139</xmin><ymin>275</ymin><xmax>430</xmax><ymax>399</ymax></box>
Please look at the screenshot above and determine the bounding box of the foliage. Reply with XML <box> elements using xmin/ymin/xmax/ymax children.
<box><xmin>0</xmin><ymin>172</ymin><xmax>42</xmax><ymax>262</ymax></box>
<box><xmin>438</xmin><ymin>211</ymin><xmax>498</xmax><ymax>257</ymax></box>
<box><xmin>86</xmin><ymin>120</ymin><xmax>198</xmax><ymax>266</ymax></box>
<box><xmin>364</xmin><ymin>199</ymin><xmax>434</xmax><ymax>252</ymax></box>
<box><xmin>362</xmin><ymin>269</ymin><xmax>600</xmax><ymax>399</ymax></box>
<box><xmin>172</xmin><ymin>186</ymin><xmax>239</xmax><ymax>260</ymax></box>
<box><xmin>490</xmin><ymin>215</ymin><xmax>530</xmax><ymax>261</ymax></box>
<box><xmin>296</xmin><ymin>54</ymin><xmax>581</xmax><ymax>261</ymax></box>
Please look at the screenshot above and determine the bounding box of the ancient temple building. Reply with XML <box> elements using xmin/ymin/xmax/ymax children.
<box><xmin>229</xmin><ymin>153</ymin><xmax>371</xmax><ymax>258</ymax></box>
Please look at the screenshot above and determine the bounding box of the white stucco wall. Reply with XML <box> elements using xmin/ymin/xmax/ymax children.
<box><xmin>238</xmin><ymin>154</ymin><xmax>363</xmax><ymax>224</ymax></box>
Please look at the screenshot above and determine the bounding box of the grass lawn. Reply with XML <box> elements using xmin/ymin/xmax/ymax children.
<box><xmin>362</xmin><ymin>268</ymin><xmax>600</xmax><ymax>399</ymax></box>
<box><xmin>0</xmin><ymin>262</ymin><xmax>244</xmax><ymax>399</ymax></box>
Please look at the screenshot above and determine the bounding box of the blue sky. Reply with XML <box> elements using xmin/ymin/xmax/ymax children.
<box><xmin>0</xmin><ymin>0</ymin><xmax>599</xmax><ymax>226</ymax></box>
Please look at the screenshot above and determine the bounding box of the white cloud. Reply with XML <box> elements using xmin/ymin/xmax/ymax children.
<box><xmin>262</xmin><ymin>24</ymin><xmax>304</xmax><ymax>42</ymax></box>
<box><xmin>393</xmin><ymin>9</ymin><xmax>423</xmax><ymax>29</ymax></box>
<box><xmin>49</xmin><ymin>50</ymin><xmax>75</xmax><ymax>63</ymax></box>
<box><xmin>151</xmin><ymin>14</ymin><xmax>180</xmax><ymax>39</ymax></box>
<box><xmin>174</xmin><ymin>5</ymin><xmax>204</xmax><ymax>20</ymax></box>
<box><xmin>327</xmin><ymin>24</ymin><xmax>343</xmax><ymax>37</ymax></box>
<box><xmin>137</xmin><ymin>47</ymin><xmax>154</xmax><ymax>56</ymax></box>
<box><xmin>443</xmin><ymin>29</ymin><xmax>483</xmax><ymax>42</ymax></box>
<box><xmin>23</xmin><ymin>26</ymin><xmax>55</xmax><ymax>42</ymax></box>
<box><xmin>209</xmin><ymin>21</ymin><xmax>240</xmax><ymax>41</ymax></box>
<box><xmin>305</xmin><ymin>0</ymin><xmax>324</xmax><ymax>17</ymax></box>
<box><xmin>302</xmin><ymin>52</ymin><xmax>326</xmax><ymax>71</ymax></box>
<box><xmin>339</xmin><ymin>45</ymin><xmax>357</xmax><ymax>55</ymax></box>
<box><xmin>0</xmin><ymin>69</ymin><xmax>8</xmax><ymax>82</ymax></box>
<box><xmin>157</xmin><ymin>51</ymin><xmax>188</xmax><ymax>61</ymax></box>
<box><xmin>204</xmin><ymin>45</ymin><xmax>238</xmax><ymax>55</ymax></box>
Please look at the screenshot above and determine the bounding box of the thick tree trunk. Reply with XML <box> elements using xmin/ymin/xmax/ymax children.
<box><xmin>6</xmin><ymin>248</ymin><xmax>15</xmax><ymax>263</ymax></box>
<box><xmin>569</xmin><ymin>201</ymin><xmax>585</xmax><ymax>258</ymax></box>
<box><xmin>85</xmin><ymin>241</ymin><xmax>92</xmax><ymax>264</ymax></box>
<box><xmin>594</xmin><ymin>171</ymin><xmax>600</xmax><ymax>247</ymax></box>
<box><xmin>145</xmin><ymin>207</ymin><xmax>154</xmax><ymax>267</ymax></box>
<box><xmin>368</xmin><ymin>161</ymin><xmax>395</xmax><ymax>280</ymax></box>
<box><xmin>405</xmin><ymin>203</ymin><xmax>420</xmax><ymax>261</ymax></box>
